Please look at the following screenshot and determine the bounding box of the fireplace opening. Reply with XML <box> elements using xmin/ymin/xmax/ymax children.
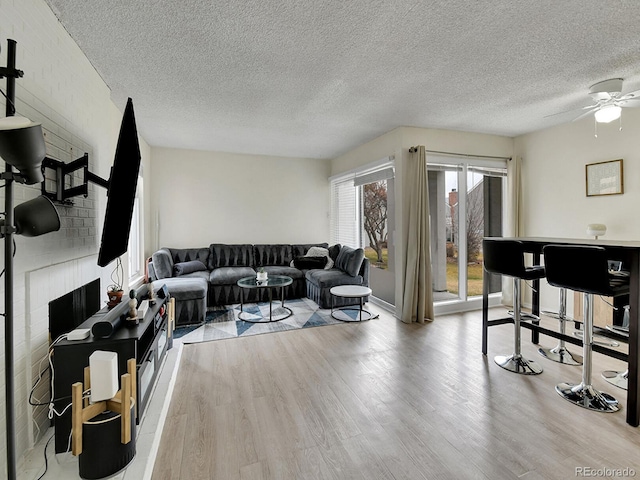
<box><xmin>48</xmin><ymin>278</ymin><xmax>101</xmax><ymax>342</ymax></box>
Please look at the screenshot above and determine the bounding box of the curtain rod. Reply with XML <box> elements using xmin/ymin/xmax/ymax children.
<box><xmin>410</xmin><ymin>146</ymin><xmax>511</xmax><ymax>161</ymax></box>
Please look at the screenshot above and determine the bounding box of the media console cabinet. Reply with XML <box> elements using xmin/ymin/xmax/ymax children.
<box><xmin>52</xmin><ymin>285</ymin><xmax>173</xmax><ymax>454</ymax></box>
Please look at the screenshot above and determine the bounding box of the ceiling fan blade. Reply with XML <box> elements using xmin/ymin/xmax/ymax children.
<box><xmin>572</xmin><ymin>107</ymin><xmax>599</xmax><ymax>122</ymax></box>
<box><xmin>544</xmin><ymin>104</ymin><xmax>596</xmax><ymax>118</ymax></box>
<box><xmin>619</xmin><ymin>89</ymin><xmax>640</xmax><ymax>101</ymax></box>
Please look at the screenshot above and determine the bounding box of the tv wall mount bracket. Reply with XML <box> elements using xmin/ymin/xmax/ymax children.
<box><xmin>41</xmin><ymin>154</ymin><xmax>109</xmax><ymax>205</ymax></box>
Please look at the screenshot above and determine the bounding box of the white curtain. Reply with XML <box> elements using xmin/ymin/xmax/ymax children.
<box><xmin>502</xmin><ymin>155</ymin><xmax>522</xmax><ymax>306</ymax></box>
<box><xmin>401</xmin><ymin>146</ymin><xmax>434</xmax><ymax>324</ymax></box>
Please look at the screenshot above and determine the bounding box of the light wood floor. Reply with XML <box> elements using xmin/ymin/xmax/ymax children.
<box><xmin>152</xmin><ymin>307</ymin><xmax>640</xmax><ymax>480</ymax></box>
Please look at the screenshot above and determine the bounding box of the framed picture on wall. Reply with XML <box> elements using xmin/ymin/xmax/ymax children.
<box><xmin>586</xmin><ymin>159</ymin><xmax>623</xmax><ymax>196</ymax></box>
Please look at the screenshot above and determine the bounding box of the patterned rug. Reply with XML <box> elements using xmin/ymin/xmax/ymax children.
<box><xmin>174</xmin><ymin>297</ymin><xmax>375</xmax><ymax>344</ymax></box>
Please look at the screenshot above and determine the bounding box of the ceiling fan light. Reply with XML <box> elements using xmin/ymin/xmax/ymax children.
<box><xmin>594</xmin><ymin>105</ymin><xmax>622</xmax><ymax>123</ymax></box>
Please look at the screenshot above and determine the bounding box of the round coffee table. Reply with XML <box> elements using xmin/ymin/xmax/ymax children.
<box><xmin>330</xmin><ymin>285</ymin><xmax>373</xmax><ymax>322</ymax></box>
<box><xmin>237</xmin><ymin>275</ymin><xmax>293</xmax><ymax>322</ymax></box>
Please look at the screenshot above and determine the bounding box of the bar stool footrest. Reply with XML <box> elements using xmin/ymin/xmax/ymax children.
<box><xmin>541</xmin><ymin>310</ymin><xmax>575</xmax><ymax>322</ymax></box>
<box><xmin>507</xmin><ymin>310</ymin><xmax>540</xmax><ymax>322</ymax></box>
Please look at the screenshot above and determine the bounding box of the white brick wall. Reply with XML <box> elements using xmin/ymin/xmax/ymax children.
<box><xmin>0</xmin><ymin>0</ymin><xmax>125</xmax><ymax>475</ymax></box>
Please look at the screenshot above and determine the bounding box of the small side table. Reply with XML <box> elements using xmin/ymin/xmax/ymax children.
<box><xmin>330</xmin><ymin>285</ymin><xmax>374</xmax><ymax>322</ymax></box>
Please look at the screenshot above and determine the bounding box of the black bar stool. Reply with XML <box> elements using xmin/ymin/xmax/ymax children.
<box><xmin>543</xmin><ymin>245</ymin><xmax>629</xmax><ymax>412</ymax></box>
<box><xmin>483</xmin><ymin>239</ymin><xmax>545</xmax><ymax>375</ymax></box>
<box><xmin>538</xmin><ymin>287</ymin><xmax>583</xmax><ymax>365</ymax></box>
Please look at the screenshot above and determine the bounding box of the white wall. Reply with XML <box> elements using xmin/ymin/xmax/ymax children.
<box><xmin>149</xmin><ymin>147</ymin><xmax>331</xmax><ymax>248</ymax></box>
<box><xmin>516</xmin><ymin>109</ymin><xmax>640</xmax><ymax>239</ymax></box>
<box><xmin>515</xmin><ymin>107</ymin><xmax>640</xmax><ymax>313</ymax></box>
<box><xmin>0</xmin><ymin>1</ymin><xmax>150</xmax><ymax>474</ymax></box>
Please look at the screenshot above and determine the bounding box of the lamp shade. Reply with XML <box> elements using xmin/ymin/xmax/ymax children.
<box><xmin>594</xmin><ymin>105</ymin><xmax>621</xmax><ymax>124</ymax></box>
<box><xmin>13</xmin><ymin>195</ymin><xmax>60</xmax><ymax>237</ymax></box>
<box><xmin>0</xmin><ymin>116</ymin><xmax>46</xmax><ymax>184</ymax></box>
<box><xmin>587</xmin><ymin>223</ymin><xmax>606</xmax><ymax>238</ymax></box>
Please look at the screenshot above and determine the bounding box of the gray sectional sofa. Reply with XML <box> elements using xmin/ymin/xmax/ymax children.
<box><xmin>148</xmin><ymin>242</ymin><xmax>369</xmax><ymax>326</ymax></box>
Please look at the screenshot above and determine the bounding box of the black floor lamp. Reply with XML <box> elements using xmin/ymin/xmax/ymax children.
<box><xmin>1</xmin><ymin>39</ymin><xmax>61</xmax><ymax>480</ymax></box>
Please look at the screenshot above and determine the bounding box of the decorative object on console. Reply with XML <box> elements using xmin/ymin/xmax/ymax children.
<box><xmin>587</xmin><ymin>223</ymin><xmax>606</xmax><ymax>239</ymax></box>
<box><xmin>0</xmin><ymin>38</ymin><xmax>62</xmax><ymax>480</ymax></box>
<box><xmin>147</xmin><ymin>282</ymin><xmax>156</xmax><ymax>304</ymax></box>
<box><xmin>126</xmin><ymin>289</ymin><xmax>139</xmax><ymax>326</ymax></box>
<box><xmin>107</xmin><ymin>258</ymin><xmax>125</xmax><ymax>308</ymax></box>
<box><xmin>107</xmin><ymin>287</ymin><xmax>124</xmax><ymax>308</ymax></box>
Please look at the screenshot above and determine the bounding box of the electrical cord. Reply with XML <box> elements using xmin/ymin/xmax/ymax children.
<box><xmin>0</xmin><ymin>86</ymin><xmax>17</xmax><ymax>114</ymax></box>
<box><xmin>35</xmin><ymin>434</ymin><xmax>55</xmax><ymax>480</ymax></box>
<box><xmin>599</xmin><ymin>295</ymin><xmax>619</xmax><ymax>310</ymax></box>
<box><xmin>0</xmin><ymin>238</ymin><xmax>16</xmax><ymax>280</ymax></box>
<box><xmin>109</xmin><ymin>257</ymin><xmax>124</xmax><ymax>290</ymax></box>
<box><xmin>29</xmin><ymin>334</ymin><xmax>68</xmax><ymax>407</ymax></box>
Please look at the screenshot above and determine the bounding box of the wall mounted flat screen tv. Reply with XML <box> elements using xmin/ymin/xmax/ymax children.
<box><xmin>97</xmin><ymin>98</ymin><xmax>142</xmax><ymax>267</ymax></box>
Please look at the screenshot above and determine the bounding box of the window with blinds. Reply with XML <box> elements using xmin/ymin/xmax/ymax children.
<box><xmin>330</xmin><ymin>162</ymin><xmax>395</xmax><ymax>249</ymax></box>
<box><xmin>330</xmin><ymin>175</ymin><xmax>360</xmax><ymax>247</ymax></box>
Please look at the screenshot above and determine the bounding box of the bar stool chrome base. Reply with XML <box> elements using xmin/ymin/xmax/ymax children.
<box><xmin>602</xmin><ymin>369</ymin><xmax>628</xmax><ymax>390</ymax></box>
<box><xmin>538</xmin><ymin>345</ymin><xmax>582</xmax><ymax>366</ymax></box>
<box><xmin>555</xmin><ymin>382</ymin><xmax>619</xmax><ymax>412</ymax></box>
<box><xmin>494</xmin><ymin>354</ymin><xmax>543</xmax><ymax>375</ymax></box>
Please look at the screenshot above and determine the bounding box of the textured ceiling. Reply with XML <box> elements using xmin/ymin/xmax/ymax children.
<box><xmin>44</xmin><ymin>0</ymin><xmax>640</xmax><ymax>159</ymax></box>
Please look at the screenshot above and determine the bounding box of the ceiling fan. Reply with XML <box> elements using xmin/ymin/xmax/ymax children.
<box><xmin>548</xmin><ymin>78</ymin><xmax>640</xmax><ymax>124</ymax></box>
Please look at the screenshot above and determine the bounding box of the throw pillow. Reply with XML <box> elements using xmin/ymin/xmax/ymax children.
<box><xmin>173</xmin><ymin>260</ymin><xmax>207</xmax><ymax>276</ymax></box>
<box><xmin>293</xmin><ymin>255</ymin><xmax>328</xmax><ymax>270</ymax></box>
<box><xmin>335</xmin><ymin>245</ymin><xmax>365</xmax><ymax>277</ymax></box>
<box><xmin>306</xmin><ymin>246</ymin><xmax>334</xmax><ymax>269</ymax></box>
<box><xmin>328</xmin><ymin>244</ymin><xmax>341</xmax><ymax>262</ymax></box>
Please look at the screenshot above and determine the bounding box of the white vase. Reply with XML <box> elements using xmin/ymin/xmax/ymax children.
<box><xmin>256</xmin><ymin>271</ymin><xmax>268</xmax><ymax>281</ymax></box>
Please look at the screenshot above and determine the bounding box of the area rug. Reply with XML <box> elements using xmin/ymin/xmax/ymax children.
<box><xmin>174</xmin><ymin>297</ymin><xmax>374</xmax><ymax>344</ymax></box>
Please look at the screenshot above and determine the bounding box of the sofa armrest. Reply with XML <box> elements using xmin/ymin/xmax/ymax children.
<box><xmin>359</xmin><ymin>258</ymin><xmax>370</xmax><ymax>286</ymax></box>
<box><xmin>151</xmin><ymin>248</ymin><xmax>174</xmax><ymax>279</ymax></box>
<box><xmin>147</xmin><ymin>260</ymin><xmax>158</xmax><ymax>281</ymax></box>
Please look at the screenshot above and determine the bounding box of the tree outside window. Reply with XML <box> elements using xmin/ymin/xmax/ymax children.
<box><xmin>363</xmin><ymin>180</ymin><xmax>388</xmax><ymax>269</ymax></box>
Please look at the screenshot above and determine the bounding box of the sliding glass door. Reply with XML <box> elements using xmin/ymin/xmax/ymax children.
<box><xmin>428</xmin><ymin>157</ymin><xmax>507</xmax><ymax>311</ymax></box>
